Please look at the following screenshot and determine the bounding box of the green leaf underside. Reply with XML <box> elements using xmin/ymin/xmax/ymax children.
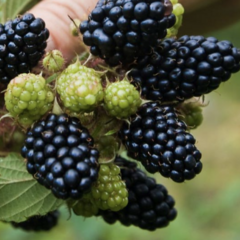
<box><xmin>1</xmin><ymin>0</ymin><xmax>39</xmax><ymax>22</ymax></box>
<box><xmin>0</xmin><ymin>154</ymin><xmax>64</xmax><ymax>223</ymax></box>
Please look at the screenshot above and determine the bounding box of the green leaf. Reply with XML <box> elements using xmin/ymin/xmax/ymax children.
<box><xmin>0</xmin><ymin>0</ymin><xmax>6</xmax><ymax>23</ymax></box>
<box><xmin>1</xmin><ymin>0</ymin><xmax>39</xmax><ymax>23</ymax></box>
<box><xmin>104</xmin><ymin>129</ymin><xmax>119</xmax><ymax>136</ymax></box>
<box><xmin>0</xmin><ymin>153</ymin><xmax>64</xmax><ymax>223</ymax></box>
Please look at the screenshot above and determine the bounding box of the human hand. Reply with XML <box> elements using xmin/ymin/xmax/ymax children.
<box><xmin>30</xmin><ymin>0</ymin><xmax>98</xmax><ymax>62</ymax></box>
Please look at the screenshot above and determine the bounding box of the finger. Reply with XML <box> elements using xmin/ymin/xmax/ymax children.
<box><xmin>29</xmin><ymin>0</ymin><xmax>98</xmax><ymax>62</ymax></box>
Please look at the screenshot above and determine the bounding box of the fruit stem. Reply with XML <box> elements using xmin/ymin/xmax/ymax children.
<box><xmin>46</xmin><ymin>73</ymin><xmax>59</xmax><ymax>84</ymax></box>
<box><xmin>89</xmin><ymin>107</ymin><xmax>122</xmax><ymax>142</ymax></box>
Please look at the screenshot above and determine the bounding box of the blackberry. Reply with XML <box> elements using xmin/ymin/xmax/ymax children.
<box><xmin>129</xmin><ymin>35</ymin><xmax>240</xmax><ymax>101</ymax></box>
<box><xmin>11</xmin><ymin>211</ymin><xmax>60</xmax><ymax>231</ymax></box>
<box><xmin>57</xmin><ymin>61</ymin><xmax>104</xmax><ymax>113</ymax></box>
<box><xmin>4</xmin><ymin>73</ymin><xmax>54</xmax><ymax>126</ymax></box>
<box><xmin>118</xmin><ymin>102</ymin><xmax>203</xmax><ymax>182</ymax></box>
<box><xmin>21</xmin><ymin>113</ymin><xmax>99</xmax><ymax>199</ymax></box>
<box><xmin>80</xmin><ymin>0</ymin><xmax>176</xmax><ymax>66</ymax></box>
<box><xmin>91</xmin><ymin>163</ymin><xmax>128</xmax><ymax>211</ymax></box>
<box><xmin>104</xmin><ymin>79</ymin><xmax>142</xmax><ymax>119</ymax></box>
<box><xmin>0</xmin><ymin>13</ymin><xmax>49</xmax><ymax>86</ymax></box>
<box><xmin>99</xmin><ymin>156</ymin><xmax>177</xmax><ymax>231</ymax></box>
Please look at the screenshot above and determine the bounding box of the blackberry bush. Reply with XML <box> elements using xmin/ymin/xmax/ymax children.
<box><xmin>119</xmin><ymin>102</ymin><xmax>202</xmax><ymax>182</ymax></box>
<box><xmin>0</xmin><ymin>13</ymin><xmax>49</xmax><ymax>85</ymax></box>
<box><xmin>21</xmin><ymin>113</ymin><xmax>99</xmax><ymax>199</ymax></box>
<box><xmin>80</xmin><ymin>0</ymin><xmax>176</xmax><ymax>66</ymax></box>
<box><xmin>0</xmin><ymin>0</ymin><xmax>239</xmax><ymax>235</ymax></box>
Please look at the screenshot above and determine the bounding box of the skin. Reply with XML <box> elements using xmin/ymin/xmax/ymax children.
<box><xmin>29</xmin><ymin>0</ymin><xmax>240</xmax><ymax>62</ymax></box>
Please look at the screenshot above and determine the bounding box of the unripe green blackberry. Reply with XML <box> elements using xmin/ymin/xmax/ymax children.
<box><xmin>57</xmin><ymin>62</ymin><xmax>104</xmax><ymax>113</ymax></box>
<box><xmin>177</xmin><ymin>101</ymin><xmax>204</xmax><ymax>129</ymax></box>
<box><xmin>4</xmin><ymin>73</ymin><xmax>54</xmax><ymax>126</ymax></box>
<box><xmin>166</xmin><ymin>0</ymin><xmax>184</xmax><ymax>38</ymax></box>
<box><xmin>91</xmin><ymin>163</ymin><xmax>128</xmax><ymax>211</ymax></box>
<box><xmin>43</xmin><ymin>50</ymin><xmax>65</xmax><ymax>73</ymax></box>
<box><xmin>73</xmin><ymin>193</ymin><xmax>99</xmax><ymax>217</ymax></box>
<box><xmin>104</xmin><ymin>79</ymin><xmax>142</xmax><ymax>119</ymax></box>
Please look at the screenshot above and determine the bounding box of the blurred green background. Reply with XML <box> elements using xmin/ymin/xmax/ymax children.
<box><xmin>1</xmin><ymin>1</ymin><xmax>240</xmax><ymax>240</ymax></box>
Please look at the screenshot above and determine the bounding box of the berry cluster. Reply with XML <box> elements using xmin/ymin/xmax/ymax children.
<box><xmin>98</xmin><ymin>156</ymin><xmax>177</xmax><ymax>231</ymax></box>
<box><xmin>80</xmin><ymin>0</ymin><xmax>176</xmax><ymax>66</ymax></box>
<box><xmin>119</xmin><ymin>102</ymin><xmax>202</xmax><ymax>182</ymax></box>
<box><xmin>11</xmin><ymin>211</ymin><xmax>60</xmax><ymax>232</ymax></box>
<box><xmin>129</xmin><ymin>35</ymin><xmax>240</xmax><ymax>101</ymax></box>
<box><xmin>1</xmin><ymin>0</ymin><xmax>240</xmax><ymax>233</ymax></box>
<box><xmin>0</xmin><ymin>13</ymin><xmax>49</xmax><ymax>85</ymax></box>
<box><xmin>21</xmin><ymin>113</ymin><xmax>99</xmax><ymax>199</ymax></box>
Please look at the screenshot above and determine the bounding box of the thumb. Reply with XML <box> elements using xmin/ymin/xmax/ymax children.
<box><xmin>29</xmin><ymin>0</ymin><xmax>98</xmax><ymax>62</ymax></box>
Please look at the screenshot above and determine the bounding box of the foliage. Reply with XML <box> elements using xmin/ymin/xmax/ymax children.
<box><xmin>0</xmin><ymin>154</ymin><xmax>64</xmax><ymax>223</ymax></box>
<box><xmin>0</xmin><ymin>0</ymin><xmax>39</xmax><ymax>22</ymax></box>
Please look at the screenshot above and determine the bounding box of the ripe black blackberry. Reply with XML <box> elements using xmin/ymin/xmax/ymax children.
<box><xmin>118</xmin><ymin>102</ymin><xmax>202</xmax><ymax>182</ymax></box>
<box><xmin>21</xmin><ymin>113</ymin><xmax>99</xmax><ymax>200</ymax></box>
<box><xmin>11</xmin><ymin>210</ymin><xmax>60</xmax><ymax>231</ymax></box>
<box><xmin>80</xmin><ymin>0</ymin><xmax>176</xmax><ymax>66</ymax></box>
<box><xmin>0</xmin><ymin>13</ymin><xmax>49</xmax><ymax>85</ymax></box>
<box><xmin>99</xmin><ymin>156</ymin><xmax>177</xmax><ymax>231</ymax></box>
<box><xmin>129</xmin><ymin>35</ymin><xmax>240</xmax><ymax>101</ymax></box>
